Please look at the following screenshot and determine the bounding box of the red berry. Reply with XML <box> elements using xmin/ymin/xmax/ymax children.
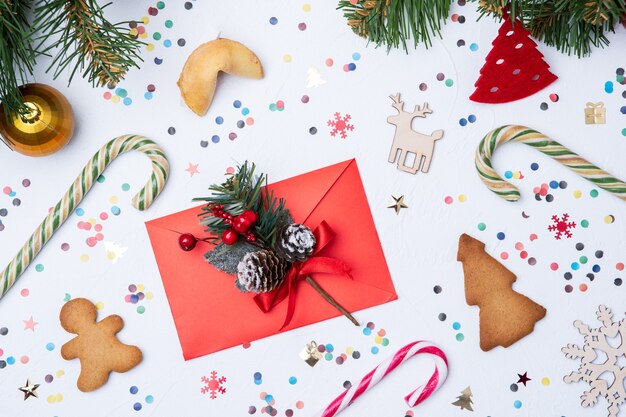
<box><xmin>233</xmin><ymin>216</ymin><xmax>252</xmax><ymax>233</ymax></box>
<box><xmin>240</xmin><ymin>210</ymin><xmax>258</xmax><ymax>225</ymax></box>
<box><xmin>178</xmin><ymin>233</ymin><xmax>197</xmax><ymax>251</ymax></box>
<box><xmin>222</xmin><ymin>228</ymin><xmax>238</xmax><ymax>245</ymax></box>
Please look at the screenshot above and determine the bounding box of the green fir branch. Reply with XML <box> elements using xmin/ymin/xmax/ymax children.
<box><xmin>337</xmin><ymin>0</ymin><xmax>452</xmax><ymax>52</ymax></box>
<box><xmin>33</xmin><ymin>0</ymin><xmax>144</xmax><ymax>87</ymax></box>
<box><xmin>193</xmin><ymin>162</ymin><xmax>292</xmax><ymax>249</ymax></box>
<box><xmin>474</xmin><ymin>0</ymin><xmax>626</xmax><ymax>57</ymax></box>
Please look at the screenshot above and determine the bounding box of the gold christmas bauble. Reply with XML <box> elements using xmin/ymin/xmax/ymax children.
<box><xmin>0</xmin><ymin>83</ymin><xmax>75</xmax><ymax>157</ymax></box>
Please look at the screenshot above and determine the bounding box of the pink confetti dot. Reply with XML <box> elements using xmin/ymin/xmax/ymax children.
<box><xmin>20</xmin><ymin>288</ymin><xmax>29</xmax><ymax>297</ymax></box>
<box><xmin>20</xmin><ymin>355</ymin><xmax>29</xmax><ymax>364</ymax></box>
<box><xmin>276</xmin><ymin>100</ymin><xmax>284</xmax><ymax>109</ymax></box>
<box><xmin>86</xmin><ymin>237</ymin><xmax>97</xmax><ymax>247</ymax></box>
<box><xmin>540</xmin><ymin>188</ymin><xmax>548</xmax><ymax>196</ymax></box>
<box><xmin>343</xmin><ymin>64</ymin><xmax>350</xmax><ymax>72</ymax></box>
<box><xmin>444</xmin><ymin>196</ymin><xmax>453</xmax><ymax>204</ymax></box>
<box><xmin>226</xmin><ymin>167</ymin><xmax>235</xmax><ymax>174</ymax></box>
<box><xmin>529</xmin><ymin>234</ymin><xmax>538</xmax><ymax>241</ymax></box>
<box><xmin>124</xmin><ymin>295</ymin><xmax>132</xmax><ymax>303</ymax></box>
<box><xmin>3</xmin><ymin>186</ymin><xmax>12</xmax><ymax>195</ymax></box>
<box><xmin>325</xmin><ymin>58</ymin><xmax>334</xmax><ymax>67</ymax></box>
<box><xmin>500</xmin><ymin>252</ymin><xmax>509</xmax><ymax>260</ymax></box>
<box><xmin>95</xmin><ymin>233</ymin><xmax>104</xmax><ymax>241</ymax></box>
<box><xmin>298</xmin><ymin>22</ymin><xmax>307</xmax><ymax>31</ymax></box>
<box><xmin>61</xmin><ymin>243</ymin><xmax>70</xmax><ymax>251</ymax></box>
<box><xmin>103</xmin><ymin>92</ymin><xmax>112</xmax><ymax>100</ymax></box>
<box><xmin>94</xmin><ymin>224</ymin><xmax>103</xmax><ymax>232</ymax></box>
<box><xmin>0</xmin><ymin>348</ymin><xmax>3</xmax><ymax>356</ymax></box>
<box><xmin>137</xmin><ymin>26</ymin><xmax>146</xmax><ymax>34</ymax></box>
<box><xmin>617</xmin><ymin>262</ymin><xmax>624</xmax><ymax>271</ymax></box>
<box><xmin>515</xmin><ymin>242</ymin><xmax>524</xmax><ymax>250</ymax></box>
<box><xmin>100</xmin><ymin>212</ymin><xmax>108</xmax><ymax>221</ymax></box>
<box><xmin>520</xmin><ymin>250</ymin><xmax>528</xmax><ymax>259</ymax></box>
<box><xmin>550</xmin><ymin>262</ymin><xmax>559</xmax><ymax>271</ymax></box>
<box><xmin>246</xmin><ymin>117</ymin><xmax>254</xmax><ymax>125</ymax></box>
<box><xmin>83</xmin><ymin>222</ymin><xmax>92</xmax><ymax>231</ymax></box>
<box><xmin>296</xmin><ymin>401</ymin><xmax>304</xmax><ymax>409</ymax></box>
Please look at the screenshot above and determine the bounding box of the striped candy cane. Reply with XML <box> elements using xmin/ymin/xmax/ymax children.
<box><xmin>0</xmin><ymin>135</ymin><xmax>169</xmax><ymax>300</ymax></box>
<box><xmin>476</xmin><ymin>125</ymin><xmax>626</xmax><ymax>202</ymax></box>
<box><xmin>313</xmin><ymin>341</ymin><xmax>448</xmax><ymax>417</ymax></box>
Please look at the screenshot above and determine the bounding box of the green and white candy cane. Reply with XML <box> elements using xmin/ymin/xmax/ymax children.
<box><xmin>0</xmin><ymin>135</ymin><xmax>169</xmax><ymax>299</ymax></box>
<box><xmin>476</xmin><ymin>125</ymin><xmax>626</xmax><ymax>202</ymax></box>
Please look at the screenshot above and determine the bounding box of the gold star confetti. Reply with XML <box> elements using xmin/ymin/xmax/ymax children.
<box><xmin>388</xmin><ymin>195</ymin><xmax>408</xmax><ymax>214</ymax></box>
<box><xmin>19</xmin><ymin>379</ymin><xmax>40</xmax><ymax>400</ymax></box>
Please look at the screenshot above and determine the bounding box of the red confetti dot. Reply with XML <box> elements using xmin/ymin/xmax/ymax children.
<box><xmin>550</xmin><ymin>262</ymin><xmax>559</xmax><ymax>271</ymax></box>
<box><xmin>103</xmin><ymin>92</ymin><xmax>112</xmax><ymax>100</ymax></box>
<box><xmin>444</xmin><ymin>196</ymin><xmax>453</xmax><ymax>204</ymax></box>
<box><xmin>579</xmin><ymin>283</ymin><xmax>588</xmax><ymax>292</ymax></box>
<box><xmin>100</xmin><ymin>212</ymin><xmax>108</xmax><ymax>220</ymax></box>
<box><xmin>549</xmin><ymin>93</ymin><xmax>559</xmax><ymax>102</ymax></box>
<box><xmin>500</xmin><ymin>252</ymin><xmax>509</xmax><ymax>260</ymax></box>
<box><xmin>242</xmin><ymin>342</ymin><xmax>251</xmax><ymax>349</ymax></box>
<box><xmin>520</xmin><ymin>250</ymin><xmax>528</xmax><ymax>259</ymax></box>
<box><xmin>86</xmin><ymin>237</ymin><xmax>97</xmax><ymax>247</ymax></box>
<box><xmin>515</xmin><ymin>242</ymin><xmax>524</xmax><ymax>250</ymax></box>
<box><xmin>276</xmin><ymin>100</ymin><xmax>284</xmax><ymax>109</ymax></box>
<box><xmin>20</xmin><ymin>288</ymin><xmax>29</xmax><ymax>297</ymax></box>
<box><xmin>529</xmin><ymin>234</ymin><xmax>538</xmax><ymax>241</ymax></box>
<box><xmin>451</xmin><ymin>13</ymin><xmax>459</xmax><ymax>22</ymax></box>
<box><xmin>325</xmin><ymin>58</ymin><xmax>333</xmax><ymax>67</ymax></box>
<box><xmin>617</xmin><ymin>262</ymin><xmax>624</xmax><ymax>271</ymax></box>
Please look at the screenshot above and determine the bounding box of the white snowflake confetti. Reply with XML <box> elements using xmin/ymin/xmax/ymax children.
<box><xmin>103</xmin><ymin>241</ymin><xmax>128</xmax><ymax>263</ymax></box>
<box><xmin>562</xmin><ymin>305</ymin><xmax>626</xmax><ymax>417</ymax></box>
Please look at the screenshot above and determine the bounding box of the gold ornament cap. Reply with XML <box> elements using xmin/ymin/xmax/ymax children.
<box><xmin>0</xmin><ymin>83</ymin><xmax>75</xmax><ymax>157</ymax></box>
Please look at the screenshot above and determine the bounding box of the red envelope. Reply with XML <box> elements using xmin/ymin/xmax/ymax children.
<box><xmin>145</xmin><ymin>159</ymin><xmax>397</xmax><ymax>360</ymax></box>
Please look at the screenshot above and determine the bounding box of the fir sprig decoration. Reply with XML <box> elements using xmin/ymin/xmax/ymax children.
<box><xmin>475</xmin><ymin>0</ymin><xmax>626</xmax><ymax>57</ymax></box>
<box><xmin>0</xmin><ymin>0</ymin><xmax>37</xmax><ymax>118</ymax></box>
<box><xmin>193</xmin><ymin>162</ymin><xmax>292</xmax><ymax>249</ymax></box>
<box><xmin>337</xmin><ymin>0</ymin><xmax>452</xmax><ymax>52</ymax></box>
<box><xmin>34</xmin><ymin>0</ymin><xmax>144</xmax><ymax>87</ymax></box>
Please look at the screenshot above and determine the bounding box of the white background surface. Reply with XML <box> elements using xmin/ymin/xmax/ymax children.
<box><xmin>1</xmin><ymin>1</ymin><xmax>626</xmax><ymax>416</ymax></box>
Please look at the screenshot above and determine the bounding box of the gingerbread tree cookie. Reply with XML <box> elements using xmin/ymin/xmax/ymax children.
<box><xmin>60</xmin><ymin>298</ymin><xmax>142</xmax><ymax>392</ymax></box>
<box><xmin>457</xmin><ymin>234</ymin><xmax>546</xmax><ymax>351</ymax></box>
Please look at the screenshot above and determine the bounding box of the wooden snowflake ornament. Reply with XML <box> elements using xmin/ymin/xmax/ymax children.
<box><xmin>562</xmin><ymin>305</ymin><xmax>626</xmax><ymax>417</ymax></box>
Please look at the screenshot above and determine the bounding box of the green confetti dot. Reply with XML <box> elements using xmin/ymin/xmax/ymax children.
<box><xmin>617</xmin><ymin>75</ymin><xmax>625</xmax><ymax>83</ymax></box>
<box><xmin>622</xmin><ymin>128</ymin><xmax>626</xmax><ymax>137</ymax></box>
<box><xmin>96</xmin><ymin>175</ymin><xmax>106</xmax><ymax>183</ymax></box>
<box><xmin>164</xmin><ymin>20</ymin><xmax>173</xmax><ymax>28</ymax></box>
<box><xmin>444</xmin><ymin>79</ymin><xmax>454</xmax><ymax>87</ymax></box>
<box><xmin>137</xmin><ymin>306</ymin><xmax>145</xmax><ymax>314</ymax></box>
<box><xmin>64</xmin><ymin>293</ymin><xmax>71</xmax><ymax>302</ymax></box>
<box><xmin>456</xmin><ymin>333</ymin><xmax>464</xmax><ymax>341</ymax></box>
<box><xmin>477</xmin><ymin>222</ymin><xmax>486</xmax><ymax>231</ymax></box>
<box><xmin>580</xmin><ymin>256</ymin><xmax>588</xmax><ymax>264</ymax></box>
<box><xmin>581</xmin><ymin>219</ymin><xmax>589</xmax><ymax>228</ymax></box>
<box><xmin>35</xmin><ymin>264</ymin><xmax>44</xmax><ymax>272</ymax></box>
<box><xmin>381</xmin><ymin>338</ymin><xmax>389</xmax><ymax>346</ymax></box>
<box><xmin>121</xmin><ymin>183</ymin><xmax>130</xmax><ymax>191</ymax></box>
<box><xmin>153</xmin><ymin>32</ymin><xmax>162</xmax><ymax>40</ymax></box>
<box><xmin>324</xmin><ymin>353</ymin><xmax>333</xmax><ymax>361</ymax></box>
<box><xmin>590</xmin><ymin>189</ymin><xmax>599</xmax><ymax>198</ymax></box>
<box><xmin>156</xmin><ymin>1</ymin><xmax>165</xmax><ymax>9</ymax></box>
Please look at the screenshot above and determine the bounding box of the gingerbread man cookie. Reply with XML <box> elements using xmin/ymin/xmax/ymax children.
<box><xmin>60</xmin><ymin>298</ymin><xmax>142</xmax><ymax>392</ymax></box>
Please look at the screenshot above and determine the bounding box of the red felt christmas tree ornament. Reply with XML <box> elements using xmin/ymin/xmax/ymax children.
<box><xmin>470</xmin><ymin>12</ymin><xmax>558</xmax><ymax>104</ymax></box>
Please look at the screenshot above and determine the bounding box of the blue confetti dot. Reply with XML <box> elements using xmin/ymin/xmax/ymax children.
<box><xmin>352</xmin><ymin>52</ymin><xmax>361</xmax><ymax>60</ymax></box>
<box><xmin>371</xmin><ymin>346</ymin><xmax>379</xmax><ymax>354</ymax></box>
<box><xmin>130</xmin><ymin>386</ymin><xmax>139</xmax><ymax>394</ymax></box>
<box><xmin>233</xmin><ymin>100</ymin><xmax>242</xmax><ymax>108</ymax></box>
<box><xmin>452</xmin><ymin>322</ymin><xmax>461</xmax><ymax>330</ymax></box>
<box><xmin>9</xmin><ymin>191</ymin><xmax>15</xmax><ymax>197</ymax></box>
<box><xmin>144</xmin><ymin>92</ymin><xmax>153</xmax><ymax>100</ymax></box>
<box><xmin>363</xmin><ymin>327</ymin><xmax>371</xmax><ymax>336</ymax></box>
<box><xmin>215</xmin><ymin>116</ymin><xmax>224</xmax><ymax>124</ymax></box>
<box><xmin>504</xmin><ymin>171</ymin><xmax>513</xmax><ymax>179</ymax></box>
<box><xmin>326</xmin><ymin>344</ymin><xmax>334</xmax><ymax>353</ymax></box>
<box><xmin>164</xmin><ymin>39</ymin><xmax>173</xmax><ymax>48</ymax></box>
<box><xmin>145</xmin><ymin>395</ymin><xmax>154</xmax><ymax>404</ymax></box>
<box><xmin>469</xmin><ymin>43</ymin><xmax>479</xmax><ymax>51</ymax></box>
<box><xmin>242</xmin><ymin>107</ymin><xmax>250</xmax><ymax>116</ymax></box>
<box><xmin>605</xmin><ymin>81</ymin><xmax>614</xmax><ymax>93</ymax></box>
<box><xmin>265</xmin><ymin>394</ymin><xmax>274</xmax><ymax>403</ymax></box>
<box><xmin>620</xmin><ymin>106</ymin><xmax>626</xmax><ymax>114</ymax></box>
<box><xmin>133</xmin><ymin>402</ymin><xmax>142</xmax><ymax>411</ymax></box>
<box><xmin>154</xmin><ymin>57</ymin><xmax>163</xmax><ymax>65</ymax></box>
<box><xmin>468</xmin><ymin>114</ymin><xmax>476</xmax><ymax>123</ymax></box>
<box><xmin>111</xmin><ymin>206</ymin><xmax>121</xmax><ymax>216</ymax></box>
<box><xmin>459</xmin><ymin>118</ymin><xmax>467</xmax><ymax>126</ymax></box>
<box><xmin>76</xmin><ymin>208</ymin><xmax>85</xmax><ymax>216</ymax></box>
<box><xmin>348</xmin><ymin>63</ymin><xmax>356</xmax><ymax>71</ymax></box>
<box><xmin>497</xmin><ymin>232</ymin><xmax>505</xmax><ymax>240</ymax></box>
<box><xmin>46</xmin><ymin>342</ymin><xmax>55</xmax><ymax>351</ymax></box>
<box><xmin>549</xmin><ymin>180</ymin><xmax>559</xmax><ymax>189</ymax></box>
<box><xmin>6</xmin><ymin>356</ymin><xmax>15</xmax><ymax>365</ymax></box>
<box><xmin>130</xmin><ymin>294</ymin><xmax>139</xmax><ymax>304</ymax></box>
<box><xmin>211</xmin><ymin>135</ymin><xmax>220</xmax><ymax>143</ymax></box>
<box><xmin>514</xmin><ymin>400</ymin><xmax>522</xmax><ymax>409</ymax></box>
<box><xmin>254</xmin><ymin>372</ymin><xmax>262</xmax><ymax>380</ymax></box>
<box><xmin>269</xmin><ymin>16</ymin><xmax>278</xmax><ymax>25</ymax></box>
<box><xmin>572</xmin><ymin>262</ymin><xmax>580</xmax><ymax>270</ymax></box>
<box><xmin>592</xmin><ymin>264</ymin><xmax>601</xmax><ymax>273</ymax></box>
<box><xmin>254</xmin><ymin>379</ymin><xmax>262</xmax><ymax>385</ymax></box>
<box><xmin>530</xmin><ymin>162</ymin><xmax>539</xmax><ymax>171</ymax></box>
<box><xmin>288</xmin><ymin>376</ymin><xmax>297</xmax><ymax>385</ymax></box>
<box><xmin>123</xmin><ymin>97</ymin><xmax>132</xmax><ymax>106</ymax></box>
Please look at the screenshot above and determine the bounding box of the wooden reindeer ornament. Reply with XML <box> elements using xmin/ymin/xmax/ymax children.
<box><xmin>387</xmin><ymin>93</ymin><xmax>444</xmax><ymax>174</ymax></box>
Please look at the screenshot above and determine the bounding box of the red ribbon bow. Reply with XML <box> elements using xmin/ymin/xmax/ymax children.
<box><xmin>254</xmin><ymin>221</ymin><xmax>352</xmax><ymax>329</ymax></box>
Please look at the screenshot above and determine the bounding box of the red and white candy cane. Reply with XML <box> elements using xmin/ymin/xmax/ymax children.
<box><xmin>313</xmin><ymin>340</ymin><xmax>448</xmax><ymax>417</ymax></box>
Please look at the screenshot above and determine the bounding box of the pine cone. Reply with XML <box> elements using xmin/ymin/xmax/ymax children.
<box><xmin>276</xmin><ymin>224</ymin><xmax>316</xmax><ymax>262</ymax></box>
<box><xmin>236</xmin><ymin>250</ymin><xmax>290</xmax><ymax>293</ymax></box>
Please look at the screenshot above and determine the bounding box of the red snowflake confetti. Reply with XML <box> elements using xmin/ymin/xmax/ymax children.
<box><xmin>200</xmin><ymin>371</ymin><xmax>226</xmax><ymax>399</ymax></box>
<box><xmin>327</xmin><ymin>112</ymin><xmax>354</xmax><ymax>139</ymax></box>
<box><xmin>548</xmin><ymin>213</ymin><xmax>576</xmax><ymax>240</ymax></box>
